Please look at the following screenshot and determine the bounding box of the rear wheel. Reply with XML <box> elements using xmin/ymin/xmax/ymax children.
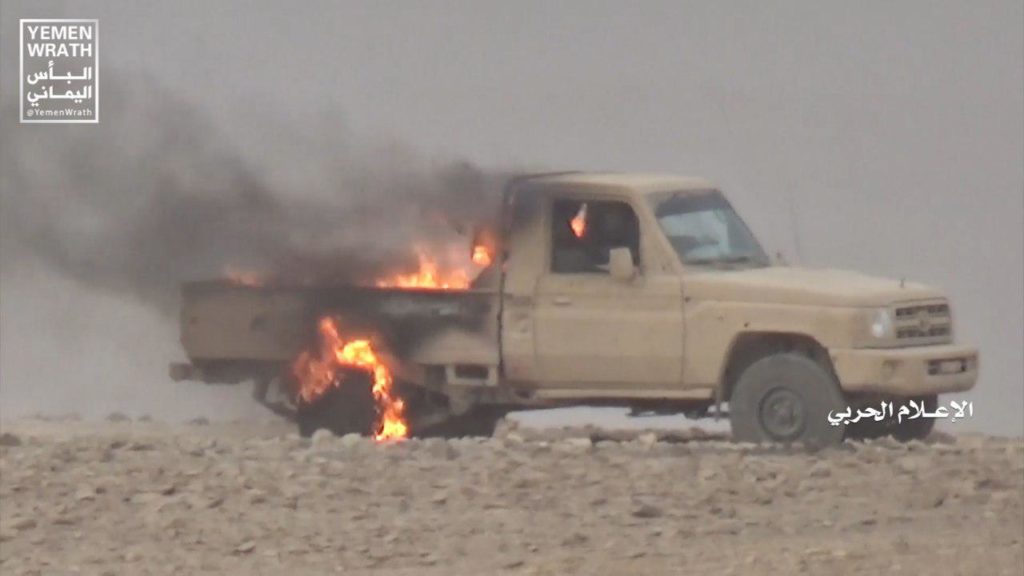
<box><xmin>729</xmin><ymin>353</ymin><xmax>847</xmax><ymax>447</ymax></box>
<box><xmin>295</xmin><ymin>371</ymin><xmax>376</xmax><ymax>438</ymax></box>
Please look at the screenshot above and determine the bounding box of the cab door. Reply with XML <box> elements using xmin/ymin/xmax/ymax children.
<box><xmin>532</xmin><ymin>197</ymin><xmax>684</xmax><ymax>392</ymax></box>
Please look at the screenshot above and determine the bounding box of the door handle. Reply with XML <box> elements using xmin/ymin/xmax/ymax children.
<box><xmin>553</xmin><ymin>296</ymin><xmax>572</xmax><ymax>306</ymax></box>
<box><xmin>507</xmin><ymin>294</ymin><xmax>533</xmax><ymax>306</ymax></box>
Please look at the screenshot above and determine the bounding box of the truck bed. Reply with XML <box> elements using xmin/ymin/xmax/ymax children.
<box><xmin>179</xmin><ymin>280</ymin><xmax>498</xmax><ymax>366</ymax></box>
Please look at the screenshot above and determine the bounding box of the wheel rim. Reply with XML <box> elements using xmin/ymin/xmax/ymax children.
<box><xmin>759</xmin><ymin>387</ymin><xmax>806</xmax><ymax>441</ymax></box>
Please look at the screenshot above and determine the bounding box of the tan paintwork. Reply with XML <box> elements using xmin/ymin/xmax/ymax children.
<box><xmin>181</xmin><ymin>283</ymin><xmax>310</xmax><ymax>361</ymax></box>
<box><xmin>494</xmin><ymin>172</ymin><xmax>977</xmax><ymax>403</ymax></box>
<box><xmin>178</xmin><ymin>172</ymin><xmax>978</xmax><ymax>409</ymax></box>
<box><xmin>830</xmin><ymin>345</ymin><xmax>977</xmax><ymax>396</ymax></box>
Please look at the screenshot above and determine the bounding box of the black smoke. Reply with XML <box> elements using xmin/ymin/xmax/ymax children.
<box><xmin>0</xmin><ymin>72</ymin><xmax>507</xmax><ymax>314</ymax></box>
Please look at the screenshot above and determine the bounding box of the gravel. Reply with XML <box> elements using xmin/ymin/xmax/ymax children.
<box><xmin>1</xmin><ymin>417</ymin><xmax>1021</xmax><ymax>575</ymax></box>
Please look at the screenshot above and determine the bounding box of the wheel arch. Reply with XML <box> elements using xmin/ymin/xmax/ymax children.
<box><xmin>719</xmin><ymin>331</ymin><xmax>835</xmax><ymax>402</ymax></box>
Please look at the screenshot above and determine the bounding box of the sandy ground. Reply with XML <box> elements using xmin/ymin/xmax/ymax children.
<box><xmin>0</xmin><ymin>417</ymin><xmax>1021</xmax><ymax>576</ymax></box>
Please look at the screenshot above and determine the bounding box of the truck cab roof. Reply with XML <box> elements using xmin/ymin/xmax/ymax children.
<box><xmin>521</xmin><ymin>172</ymin><xmax>716</xmax><ymax>196</ymax></box>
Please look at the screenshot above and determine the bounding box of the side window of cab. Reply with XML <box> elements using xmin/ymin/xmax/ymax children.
<box><xmin>550</xmin><ymin>199</ymin><xmax>640</xmax><ymax>274</ymax></box>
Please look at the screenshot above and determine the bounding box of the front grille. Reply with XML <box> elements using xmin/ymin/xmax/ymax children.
<box><xmin>893</xmin><ymin>301</ymin><xmax>952</xmax><ymax>343</ymax></box>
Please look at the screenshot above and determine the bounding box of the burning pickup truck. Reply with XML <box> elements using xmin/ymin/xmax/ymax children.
<box><xmin>171</xmin><ymin>172</ymin><xmax>978</xmax><ymax>445</ymax></box>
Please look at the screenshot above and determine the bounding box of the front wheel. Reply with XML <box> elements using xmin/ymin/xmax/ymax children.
<box><xmin>729</xmin><ymin>353</ymin><xmax>847</xmax><ymax>447</ymax></box>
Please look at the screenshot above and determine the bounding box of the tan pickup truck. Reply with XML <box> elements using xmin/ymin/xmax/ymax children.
<box><xmin>172</xmin><ymin>172</ymin><xmax>978</xmax><ymax>445</ymax></box>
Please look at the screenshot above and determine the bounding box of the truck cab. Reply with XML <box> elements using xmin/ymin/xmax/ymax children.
<box><xmin>485</xmin><ymin>173</ymin><xmax>978</xmax><ymax>444</ymax></box>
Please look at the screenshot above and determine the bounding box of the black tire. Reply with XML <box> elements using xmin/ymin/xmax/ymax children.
<box><xmin>729</xmin><ymin>353</ymin><xmax>847</xmax><ymax>447</ymax></box>
<box><xmin>296</xmin><ymin>370</ymin><xmax>376</xmax><ymax>438</ymax></box>
<box><xmin>845</xmin><ymin>395</ymin><xmax>937</xmax><ymax>442</ymax></box>
<box><xmin>416</xmin><ymin>408</ymin><xmax>505</xmax><ymax>438</ymax></box>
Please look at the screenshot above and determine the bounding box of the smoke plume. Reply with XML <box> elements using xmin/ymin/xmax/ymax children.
<box><xmin>0</xmin><ymin>71</ymin><xmax>507</xmax><ymax>314</ymax></box>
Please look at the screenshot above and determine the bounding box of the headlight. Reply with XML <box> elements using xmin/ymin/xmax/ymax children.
<box><xmin>869</xmin><ymin>308</ymin><xmax>894</xmax><ymax>339</ymax></box>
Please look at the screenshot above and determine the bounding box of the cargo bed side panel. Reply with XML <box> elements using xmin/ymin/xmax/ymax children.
<box><xmin>181</xmin><ymin>284</ymin><xmax>312</xmax><ymax>362</ymax></box>
<box><xmin>180</xmin><ymin>282</ymin><xmax>501</xmax><ymax>366</ymax></box>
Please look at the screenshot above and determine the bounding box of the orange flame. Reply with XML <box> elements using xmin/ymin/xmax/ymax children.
<box><xmin>376</xmin><ymin>248</ymin><xmax>476</xmax><ymax>290</ymax></box>
<box><xmin>570</xmin><ymin>204</ymin><xmax>587</xmax><ymax>238</ymax></box>
<box><xmin>471</xmin><ymin>244</ymin><xmax>492</xmax><ymax>267</ymax></box>
<box><xmin>292</xmin><ymin>317</ymin><xmax>408</xmax><ymax>441</ymax></box>
<box><xmin>223</xmin><ymin>265</ymin><xmax>264</xmax><ymax>287</ymax></box>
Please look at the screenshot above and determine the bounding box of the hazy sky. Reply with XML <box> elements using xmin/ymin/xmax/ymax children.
<box><xmin>1</xmin><ymin>1</ymin><xmax>1021</xmax><ymax>434</ymax></box>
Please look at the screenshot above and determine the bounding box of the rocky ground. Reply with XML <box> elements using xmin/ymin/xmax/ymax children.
<box><xmin>0</xmin><ymin>417</ymin><xmax>1021</xmax><ymax>576</ymax></box>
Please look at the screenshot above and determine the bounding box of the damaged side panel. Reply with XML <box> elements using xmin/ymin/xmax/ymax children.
<box><xmin>180</xmin><ymin>281</ymin><xmax>501</xmax><ymax>383</ymax></box>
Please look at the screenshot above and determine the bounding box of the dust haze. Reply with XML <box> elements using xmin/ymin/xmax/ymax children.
<box><xmin>0</xmin><ymin>1</ymin><xmax>1021</xmax><ymax>434</ymax></box>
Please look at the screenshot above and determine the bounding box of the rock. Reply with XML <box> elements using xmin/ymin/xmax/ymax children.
<box><xmin>631</xmin><ymin>502</ymin><xmax>662</xmax><ymax>519</ymax></box>
<box><xmin>637</xmin><ymin>432</ymin><xmax>659</xmax><ymax>447</ymax></box>
<box><xmin>0</xmin><ymin>416</ymin><xmax>1019</xmax><ymax>572</ymax></box>
<box><xmin>235</xmin><ymin>541</ymin><xmax>256</xmax><ymax>554</ymax></box>
<box><xmin>311</xmin><ymin>428</ymin><xmax>336</xmax><ymax>448</ymax></box>
<box><xmin>503</xmin><ymin>433</ymin><xmax>526</xmax><ymax>446</ymax></box>
<box><xmin>975</xmin><ymin>475</ymin><xmax>1012</xmax><ymax>491</ymax></box>
<box><xmin>493</xmin><ymin>418</ymin><xmax>519</xmax><ymax>438</ymax></box>
<box><xmin>709</xmin><ymin>504</ymin><xmax>737</xmax><ymax>519</ymax></box>
<box><xmin>426</xmin><ymin>438</ymin><xmax>459</xmax><ymax>460</ymax></box>
<box><xmin>808</xmin><ymin>461</ymin><xmax>831</xmax><ymax>478</ymax></box>
<box><xmin>11</xmin><ymin>517</ymin><xmax>36</xmax><ymax>530</ymax></box>
<box><xmin>687</xmin><ymin>426</ymin><xmax>712</xmax><ymax>440</ymax></box>
<box><xmin>559</xmin><ymin>437</ymin><xmax>593</xmax><ymax>452</ymax></box>
<box><xmin>0</xmin><ymin>432</ymin><xmax>22</xmax><ymax>447</ymax></box>
<box><xmin>123</xmin><ymin>549</ymin><xmax>142</xmax><ymax>562</ymax></box>
<box><xmin>752</xmin><ymin>489</ymin><xmax>774</xmax><ymax>506</ymax></box>
<box><xmin>906</xmin><ymin>486</ymin><xmax>946</xmax><ymax>510</ymax></box>
<box><xmin>53</xmin><ymin>512</ymin><xmax>78</xmax><ymax>526</ymax></box>
<box><xmin>130</xmin><ymin>492</ymin><xmax>160</xmax><ymax>505</ymax></box>
<box><xmin>106</xmin><ymin>412</ymin><xmax>130</xmax><ymax>423</ymax></box>
<box><xmin>562</xmin><ymin>532</ymin><xmax>589</xmax><ymax>547</ymax></box>
<box><xmin>904</xmin><ymin>439</ymin><xmax>927</xmax><ymax>451</ymax></box>
<box><xmin>896</xmin><ymin>455</ymin><xmax>931</xmax><ymax>475</ymax></box>
<box><xmin>502</xmin><ymin>558</ymin><xmax>525</xmax><ymax>569</ymax></box>
<box><xmin>697</xmin><ymin>466</ymin><xmax>718</xmax><ymax>482</ymax></box>
<box><xmin>74</xmin><ymin>486</ymin><xmax>96</xmax><ymax>501</ymax></box>
<box><xmin>339</xmin><ymin>433</ymin><xmax>363</xmax><ymax>448</ymax></box>
<box><xmin>187</xmin><ymin>417</ymin><xmax>210</xmax><ymax>426</ymax></box>
<box><xmin>925</xmin><ymin>430</ymin><xmax>956</xmax><ymax>445</ymax></box>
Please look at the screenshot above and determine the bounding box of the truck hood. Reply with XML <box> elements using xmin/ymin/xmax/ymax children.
<box><xmin>683</xmin><ymin>266</ymin><xmax>945</xmax><ymax>307</ymax></box>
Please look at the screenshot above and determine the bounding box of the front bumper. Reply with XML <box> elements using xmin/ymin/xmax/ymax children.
<box><xmin>830</xmin><ymin>344</ymin><xmax>978</xmax><ymax>397</ymax></box>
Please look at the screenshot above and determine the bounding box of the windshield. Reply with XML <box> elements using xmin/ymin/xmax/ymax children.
<box><xmin>648</xmin><ymin>189</ymin><xmax>769</xmax><ymax>268</ymax></box>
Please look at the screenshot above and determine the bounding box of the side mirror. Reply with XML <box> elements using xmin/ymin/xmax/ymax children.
<box><xmin>609</xmin><ymin>247</ymin><xmax>636</xmax><ymax>281</ymax></box>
